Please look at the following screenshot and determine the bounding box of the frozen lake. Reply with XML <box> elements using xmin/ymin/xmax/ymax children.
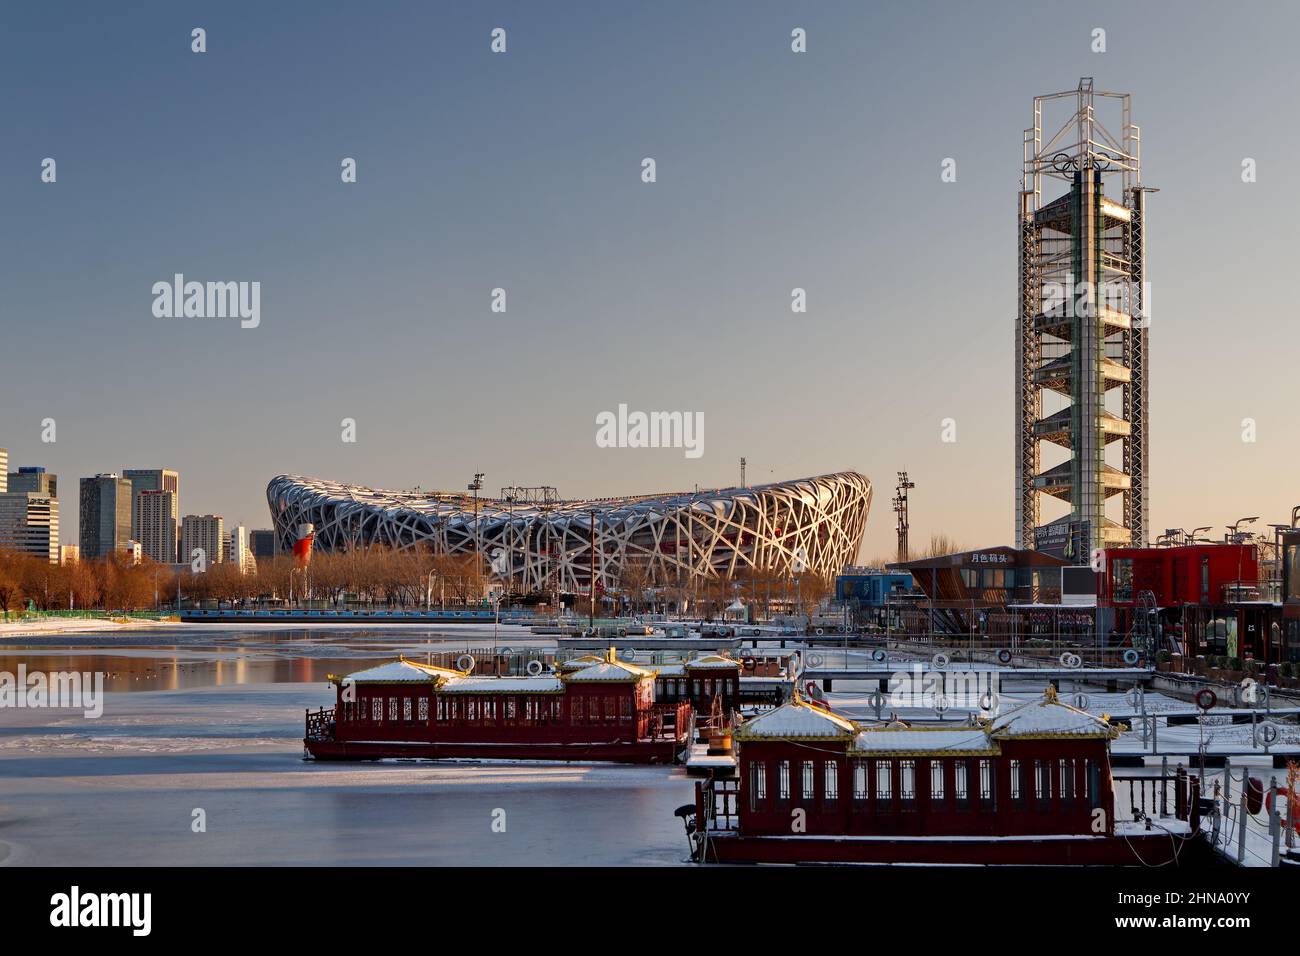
<box><xmin>0</xmin><ymin>626</ymin><xmax>694</xmax><ymax>866</ymax></box>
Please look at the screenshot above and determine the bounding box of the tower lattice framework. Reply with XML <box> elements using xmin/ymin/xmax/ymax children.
<box><xmin>1017</xmin><ymin>78</ymin><xmax>1151</xmax><ymax>559</ymax></box>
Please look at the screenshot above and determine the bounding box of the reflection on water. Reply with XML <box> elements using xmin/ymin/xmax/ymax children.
<box><xmin>0</xmin><ymin>625</ymin><xmax>543</xmax><ymax>693</ymax></box>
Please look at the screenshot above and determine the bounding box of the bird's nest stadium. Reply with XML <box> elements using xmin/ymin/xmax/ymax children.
<box><xmin>266</xmin><ymin>472</ymin><xmax>871</xmax><ymax>593</ymax></box>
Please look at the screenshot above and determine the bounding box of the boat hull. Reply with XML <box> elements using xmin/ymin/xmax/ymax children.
<box><xmin>695</xmin><ymin>831</ymin><xmax>1197</xmax><ymax>866</ymax></box>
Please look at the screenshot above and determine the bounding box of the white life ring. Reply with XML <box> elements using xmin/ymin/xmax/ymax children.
<box><xmin>872</xmin><ymin>649</ymin><xmax>887</xmax><ymax>663</ymax></box>
<box><xmin>456</xmin><ymin>654</ymin><xmax>475</xmax><ymax>672</ymax></box>
<box><xmin>621</xmin><ymin>648</ymin><xmax>636</xmax><ymax>662</ymax></box>
<box><xmin>526</xmin><ymin>659</ymin><xmax>545</xmax><ymax>677</ymax></box>
<box><xmin>997</xmin><ymin>649</ymin><xmax>1012</xmax><ymax>665</ymax></box>
<box><xmin>931</xmin><ymin>653</ymin><xmax>949</xmax><ymax>671</ymax></box>
<box><xmin>815</xmin><ymin>627</ymin><xmax>825</xmax><ymax>636</ymax></box>
<box><xmin>1122</xmin><ymin>649</ymin><xmax>1140</xmax><ymax>665</ymax></box>
<box><xmin>498</xmin><ymin>646</ymin><xmax>514</xmax><ymax>657</ymax></box>
<box><xmin>808</xmin><ymin>653</ymin><xmax>825</xmax><ymax>668</ymax></box>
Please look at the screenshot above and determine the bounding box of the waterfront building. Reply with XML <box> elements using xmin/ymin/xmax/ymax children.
<box><xmin>79</xmin><ymin>474</ymin><xmax>133</xmax><ymax>559</ymax></box>
<box><xmin>8</xmin><ymin>466</ymin><xmax>56</xmax><ymax>499</ymax></box>
<box><xmin>0</xmin><ymin>491</ymin><xmax>59</xmax><ymax>562</ymax></box>
<box><xmin>132</xmin><ymin>489</ymin><xmax>178</xmax><ymax>565</ymax></box>
<box><xmin>124</xmin><ymin>468</ymin><xmax>180</xmax><ymax>560</ymax></box>
<box><xmin>59</xmin><ymin>544</ymin><xmax>79</xmax><ymax>565</ymax></box>
<box><xmin>181</xmin><ymin>514</ymin><xmax>224</xmax><ymax>566</ymax></box>
<box><xmin>249</xmin><ymin>529</ymin><xmax>277</xmax><ymax>560</ymax></box>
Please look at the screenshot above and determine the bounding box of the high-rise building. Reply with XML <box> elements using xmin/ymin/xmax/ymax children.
<box><xmin>0</xmin><ymin>448</ymin><xmax>7</xmax><ymax>493</ymax></box>
<box><xmin>133</xmin><ymin>489</ymin><xmax>178</xmax><ymax>565</ymax></box>
<box><xmin>79</xmin><ymin>474</ymin><xmax>133</xmax><ymax>559</ymax></box>
<box><xmin>249</xmin><ymin>529</ymin><xmax>277</xmax><ymax>560</ymax></box>
<box><xmin>59</xmin><ymin>544</ymin><xmax>80</xmax><ymax>565</ymax></box>
<box><xmin>124</xmin><ymin>468</ymin><xmax>180</xmax><ymax>560</ymax></box>
<box><xmin>181</xmin><ymin>514</ymin><xmax>224</xmax><ymax>567</ymax></box>
<box><xmin>0</xmin><ymin>491</ymin><xmax>59</xmax><ymax>563</ymax></box>
<box><xmin>1016</xmin><ymin>78</ymin><xmax>1150</xmax><ymax>560</ymax></box>
<box><xmin>8</xmin><ymin>466</ymin><xmax>55</xmax><ymax>499</ymax></box>
<box><xmin>225</xmin><ymin>524</ymin><xmax>253</xmax><ymax>573</ymax></box>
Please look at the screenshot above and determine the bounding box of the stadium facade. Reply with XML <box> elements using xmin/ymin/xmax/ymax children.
<box><xmin>266</xmin><ymin>472</ymin><xmax>871</xmax><ymax>593</ymax></box>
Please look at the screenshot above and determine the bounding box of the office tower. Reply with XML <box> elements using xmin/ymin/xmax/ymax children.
<box><xmin>0</xmin><ymin>491</ymin><xmax>59</xmax><ymax>563</ymax></box>
<box><xmin>79</xmin><ymin>474</ymin><xmax>133</xmax><ymax>559</ymax></box>
<box><xmin>124</xmin><ymin>468</ymin><xmax>180</xmax><ymax>560</ymax></box>
<box><xmin>249</xmin><ymin>529</ymin><xmax>277</xmax><ymax>560</ymax></box>
<box><xmin>8</xmin><ymin>466</ymin><xmax>56</xmax><ymax>500</ymax></box>
<box><xmin>181</xmin><ymin>514</ymin><xmax>224</xmax><ymax>567</ymax></box>
<box><xmin>225</xmin><ymin>524</ymin><xmax>252</xmax><ymax>573</ymax></box>
<box><xmin>133</xmin><ymin>489</ymin><xmax>178</xmax><ymax>565</ymax></box>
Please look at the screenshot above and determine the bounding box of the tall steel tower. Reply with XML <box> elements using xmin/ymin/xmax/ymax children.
<box><xmin>1017</xmin><ymin>78</ymin><xmax>1151</xmax><ymax>560</ymax></box>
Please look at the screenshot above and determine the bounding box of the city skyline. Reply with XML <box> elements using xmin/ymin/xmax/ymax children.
<box><xmin>3</xmin><ymin>2</ymin><xmax>1299</xmax><ymax>563</ymax></box>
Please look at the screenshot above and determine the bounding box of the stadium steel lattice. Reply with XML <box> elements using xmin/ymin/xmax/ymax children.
<box><xmin>266</xmin><ymin>472</ymin><xmax>871</xmax><ymax>593</ymax></box>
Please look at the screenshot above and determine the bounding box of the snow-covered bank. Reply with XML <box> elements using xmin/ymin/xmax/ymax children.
<box><xmin>0</xmin><ymin>616</ymin><xmax>172</xmax><ymax>639</ymax></box>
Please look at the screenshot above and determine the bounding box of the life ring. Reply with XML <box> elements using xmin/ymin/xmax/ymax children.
<box><xmin>932</xmin><ymin>653</ymin><xmax>949</xmax><ymax>671</ymax></box>
<box><xmin>742</xmin><ymin>657</ymin><xmax>756</xmax><ymax>671</ymax></box>
<box><xmin>997</xmin><ymin>649</ymin><xmax>1012</xmax><ymax>664</ymax></box>
<box><xmin>815</xmin><ymin>627</ymin><xmax>825</xmax><ymax>636</ymax></box>
<box><xmin>872</xmin><ymin>649</ymin><xmax>887</xmax><ymax>663</ymax></box>
<box><xmin>1073</xmin><ymin>693</ymin><xmax>1090</xmax><ymax>710</ymax></box>
<box><xmin>1195</xmin><ymin>688</ymin><xmax>1217</xmax><ymax>711</ymax></box>
<box><xmin>456</xmin><ymin>654</ymin><xmax>475</xmax><ymax>672</ymax></box>
<box><xmin>979</xmin><ymin>690</ymin><xmax>999</xmax><ymax>712</ymax></box>
<box><xmin>1122</xmin><ymin>649</ymin><xmax>1140</xmax><ymax>665</ymax></box>
<box><xmin>526</xmin><ymin>659</ymin><xmax>545</xmax><ymax>677</ymax></box>
<box><xmin>498</xmin><ymin>646</ymin><xmax>514</xmax><ymax>658</ymax></box>
<box><xmin>808</xmin><ymin>653</ymin><xmax>825</xmax><ymax>668</ymax></box>
<box><xmin>620</xmin><ymin>648</ymin><xmax>636</xmax><ymax>662</ymax></box>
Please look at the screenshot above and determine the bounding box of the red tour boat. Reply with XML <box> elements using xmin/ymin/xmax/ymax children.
<box><xmin>304</xmin><ymin>650</ymin><xmax>693</xmax><ymax>764</ymax></box>
<box><xmin>681</xmin><ymin>687</ymin><xmax>1203</xmax><ymax>865</ymax></box>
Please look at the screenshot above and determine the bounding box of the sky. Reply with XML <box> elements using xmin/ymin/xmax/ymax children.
<box><xmin>1</xmin><ymin>1</ymin><xmax>1297</xmax><ymax>562</ymax></box>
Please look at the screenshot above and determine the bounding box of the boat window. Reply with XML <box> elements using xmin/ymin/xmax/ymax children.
<box><xmin>1010</xmin><ymin>759</ymin><xmax>1023</xmax><ymax>805</ymax></box>
<box><xmin>372</xmin><ymin>699</ymin><xmax>382</xmax><ymax>722</ymax></box>
<box><xmin>900</xmin><ymin>760</ymin><xmax>916</xmax><ymax>809</ymax></box>
<box><xmin>1035</xmin><ymin>760</ymin><xmax>1050</xmax><ymax>806</ymax></box>
<box><xmin>402</xmin><ymin>698</ymin><xmax>412</xmax><ymax>722</ymax></box>
<box><xmin>824</xmin><ymin>762</ymin><xmax>838</xmax><ymax>804</ymax></box>
<box><xmin>418</xmin><ymin>698</ymin><xmax>429</xmax><ymax>721</ymax></box>
<box><xmin>876</xmin><ymin>760</ymin><xmax>893</xmax><ymax>804</ymax></box>
<box><xmin>979</xmin><ymin>759</ymin><xmax>994</xmax><ymax>810</ymax></box>
<box><xmin>852</xmin><ymin>761</ymin><xmax>868</xmax><ymax>804</ymax></box>
<box><xmin>930</xmin><ymin>760</ymin><xmax>945</xmax><ymax>801</ymax></box>
<box><xmin>1087</xmin><ymin>760</ymin><xmax>1102</xmax><ymax>809</ymax></box>
<box><xmin>1059</xmin><ymin>759</ymin><xmax>1073</xmax><ymax>801</ymax></box>
<box><xmin>388</xmin><ymin>698</ymin><xmax>397</xmax><ymax>722</ymax></box>
<box><xmin>802</xmin><ymin>761</ymin><xmax>814</xmax><ymax>801</ymax></box>
<box><xmin>778</xmin><ymin>761</ymin><xmax>791</xmax><ymax>801</ymax></box>
<box><xmin>749</xmin><ymin>761</ymin><xmax>767</xmax><ymax>812</ymax></box>
<box><xmin>954</xmin><ymin>761</ymin><xmax>969</xmax><ymax>805</ymax></box>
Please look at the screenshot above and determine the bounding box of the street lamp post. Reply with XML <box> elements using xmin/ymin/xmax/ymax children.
<box><xmin>468</xmin><ymin>472</ymin><xmax>485</xmax><ymax>582</ymax></box>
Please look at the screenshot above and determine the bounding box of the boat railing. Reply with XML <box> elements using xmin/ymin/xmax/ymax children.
<box><xmin>1115</xmin><ymin>766</ymin><xmax>1197</xmax><ymax>827</ymax></box>
<box><xmin>700</xmin><ymin>777</ymin><xmax>741</xmax><ymax>832</ymax></box>
<box><xmin>305</xmin><ymin>706</ymin><xmax>336</xmax><ymax>741</ymax></box>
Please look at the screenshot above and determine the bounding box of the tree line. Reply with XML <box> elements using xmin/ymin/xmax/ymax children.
<box><xmin>0</xmin><ymin>545</ymin><xmax>831</xmax><ymax>618</ymax></box>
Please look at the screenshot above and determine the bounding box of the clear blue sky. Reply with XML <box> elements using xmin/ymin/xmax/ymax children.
<box><xmin>2</xmin><ymin>1</ymin><xmax>1297</xmax><ymax>561</ymax></box>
